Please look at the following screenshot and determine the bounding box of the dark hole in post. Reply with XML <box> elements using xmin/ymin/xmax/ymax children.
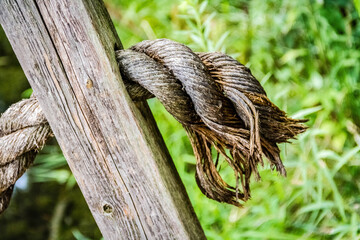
<box><xmin>103</xmin><ymin>203</ymin><xmax>113</xmax><ymax>214</ymax></box>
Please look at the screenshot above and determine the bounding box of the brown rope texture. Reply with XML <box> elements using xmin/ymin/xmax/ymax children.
<box><xmin>0</xmin><ymin>97</ymin><xmax>51</xmax><ymax>213</ymax></box>
<box><xmin>0</xmin><ymin>39</ymin><xmax>307</xmax><ymax>213</ymax></box>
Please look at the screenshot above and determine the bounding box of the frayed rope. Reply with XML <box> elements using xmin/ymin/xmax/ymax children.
<box><xmin>0</xmin><ymin>39</ymin><xmax>307</xmax><ymax>213</ymax></box>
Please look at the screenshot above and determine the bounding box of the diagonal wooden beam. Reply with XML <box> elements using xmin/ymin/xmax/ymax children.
<box><xmin>0</xmin><ymin>0</ymin><xmax>205</xmax><ymax>239</ymax></box>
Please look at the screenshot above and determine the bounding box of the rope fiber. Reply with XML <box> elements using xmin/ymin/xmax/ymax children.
<box><xmin>0</xmin><ymin>39</ymin><xmax>307</xmax><ymax>213</ymax></box>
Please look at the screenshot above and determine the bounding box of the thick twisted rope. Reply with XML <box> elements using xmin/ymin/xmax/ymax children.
<box><xmin>0</xmin><ymin>39</ymin><xmax>306</xmax><ymax>213</ymax></box>
<box><xmin>0</xmin><ymin>97</ymin><xmax>52</xmax><ymax>213</ymax></box>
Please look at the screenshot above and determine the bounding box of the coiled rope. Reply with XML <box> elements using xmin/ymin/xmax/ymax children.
<box><xmin>0</xmin><ymin>39</ymin><xmax>306</xmax><ymax>213</ymax></box>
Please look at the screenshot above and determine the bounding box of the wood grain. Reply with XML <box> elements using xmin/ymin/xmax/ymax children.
<box><xmin>0</xmin><ymin>0</ymin><xmax>206</xmax><ymax>239</ymax></box>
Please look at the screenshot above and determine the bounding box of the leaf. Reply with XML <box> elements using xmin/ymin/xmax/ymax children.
<box><xmin>199</xmin><ymin>1</ymin><xmax>208</xmax><ymax>14</ymax></box>
<box><xmin>291</xmin><ymin>106</ymin><xmax>323</xmax><ymax>119</ymax></box>
<box><xmin>214</xmin><ymin>31</ymin><xmax>230</xmax><ymax>52</ymax></box>
<box><xmin>296</xmin><ymin>201</ymin><xmax>335</xmax><ymax>215</ymax></box>
<box><xmin>332</xmin><ymin>146</ymin><xmax>360</xmax><ymax>175</ymax></box>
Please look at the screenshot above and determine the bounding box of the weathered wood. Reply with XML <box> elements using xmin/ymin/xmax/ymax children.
<box><xmin>0</xmin><ymin>0</ymin><xmax>206</xmax><ymax>239</ymax></box>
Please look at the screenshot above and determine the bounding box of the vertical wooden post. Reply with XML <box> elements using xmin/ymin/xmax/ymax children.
<box><xmin>0</xmin><ymin>0</ymin><xmax>206</xmax><ymax>239</ymax></box>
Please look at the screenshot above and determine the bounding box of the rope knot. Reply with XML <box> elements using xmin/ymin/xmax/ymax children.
<box><xmin>0</xmin><ymin>39</ymin><xmax>307</xmax><ymax>213</ymax></box>
<box><xmin>116</xmin><ymin>39</ymin><xmax>307</xmax><ymax>206</ymax></box>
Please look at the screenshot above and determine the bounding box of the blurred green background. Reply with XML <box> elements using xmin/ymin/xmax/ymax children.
<box><xmin>1</xmin><ymin>0</ymin><xmax>360</xmax><ymax>239</ymax></box>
